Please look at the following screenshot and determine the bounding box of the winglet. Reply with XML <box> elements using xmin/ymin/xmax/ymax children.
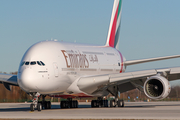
<box><xmin>105</xmin><ymin>0</ymin><xmax>122</xmax><ymax>49</ymax></box>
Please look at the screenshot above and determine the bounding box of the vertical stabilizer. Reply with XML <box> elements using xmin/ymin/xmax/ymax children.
<box><xmin>105</xmin><ymin>0</ymin><xmax>122</xmax><ymax>49</ymax></box>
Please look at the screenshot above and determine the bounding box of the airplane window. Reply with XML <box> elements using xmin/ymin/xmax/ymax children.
<box><xmin>25</xmin><ymin>62</ymin><xmax>30</xmax><ymax>65</ymax></box>
<box><xmin>40</xmin><ymin>61</ymin><xmax>45</xmax><ymax>66</ymax></box>
<box><xmin>30</xmin><ymin>61</ymin><xmax>36</xmax><ymax>65</ymax></box>
<box><xmin>37</xmin><ymin>61</ymin><xmax>42</xmax><ymax>66</ymax></box>
<box><xmin>21</xmin><ymin>61</ymin><xmax>25</xmax><ymax>66</ymax></box>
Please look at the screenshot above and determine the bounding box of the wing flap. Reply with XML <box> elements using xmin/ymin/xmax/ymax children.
<box><xmin>110</xmin><ymin>69</ymin><xmax>157</xmax><ymax>83</ymax></box>
<box><xmin>168</xmin><ymin>67</ymin><xmax>180</xmax><ymax>81</ymax></box>
<box><xmin>170</xmin><ymin>67</ymin><xmax>180</xmax><ymax>74</ymax></box>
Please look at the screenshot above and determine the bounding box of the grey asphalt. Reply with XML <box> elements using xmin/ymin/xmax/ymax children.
<box><xmin>0</xmin><ymin>102</ymin><xmax>180</xmax><ymax>120</ymax></box>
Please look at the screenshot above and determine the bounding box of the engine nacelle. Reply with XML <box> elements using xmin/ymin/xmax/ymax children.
<box><xmin>144</xmin><ymin>75</ymin><xmax>171</xmax><ymax>100</ymax></box>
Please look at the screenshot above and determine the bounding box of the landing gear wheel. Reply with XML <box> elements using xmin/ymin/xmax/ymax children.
<box><xmin>118</xmin><ymin>100</ymin><xmax>124</xmax><ymax>107</ymax></box>
<box><xmin>91</xmin><ymin>100</ymin><xmax>108</xmax><ymax>108</ymax></box>
<box><xmin>37</xmin><ymin>103</ymin><xmax>42</xmax><ymax>111</ymax></box>
<box><xmin>61</xmin><ymin>101</ymin><xmax>68</xmax><ymax>109</ymax></box>
<box><xmin>43</xmin><ymin>101</ymin><xmax>47</xmax><ymax>109</ymax></box>
<box><xmin>100</xmin><ymin>100</ymin><xmax>108</xmax><ymax>107</ymax></box>
<box><xmin>104</xmin><ymin>100</ymin><xmax>108</xmax><ymax>107</ymax></box>
<box><xmin>75</xmin><ymin>100</ymin><xmax>78</xmax><ymax>108</ymax></box>
<box><xmin>91</xmin><ymin>100</ymin><xmax>95</xmax><ymax>107</ymax></box>
<box><xmin>47</xmin><ymin>101</ymin><xmax>51</xmax><ymax>109</ymax></box>
<box><xmin>60</xmin><ymin>101</ymin><xmax>64</xmax><ymax>109</ymax></box>
<box><xmin>91</xmin><ymin>100</ymin><xmax>97</xmax><ymax>107</ymax></box>
<box><xmin>110</xmin><ymin>100</ymin><xmax>115</xmax><ymax>107</ymax></box>
<box><xmin>60</xmin><ymin>100</ymin><xmax>78</xmax><ymax>109</ymax></box>
<box><xmin>49</xmin><ymin>101</ymin><xmax>51</xmax><ymax>109</ymax></box>
<box><xmin>71</xmin><ymin>100</ymin><xmax>77</xmax><ymax>108</ymax></box>
<box><xmin>70</xmin><ymin>101</ymin><xmax>74</xmax><ymax>108</ymax></box>
<box><xmin>30</xmin><ymin>104</ymin><xmax>34</xmax><ymax>111</ymax></box>
<box><xmin>91</xmin><ymin>100</ymin><xmax>100</xmax><ymax>108</ymax></box>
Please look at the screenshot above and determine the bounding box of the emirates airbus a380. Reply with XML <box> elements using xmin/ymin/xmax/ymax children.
<box><xmin>1</xmin><ymin>0</ymin><xmax>180</xmax><ymax>111</ymax></box>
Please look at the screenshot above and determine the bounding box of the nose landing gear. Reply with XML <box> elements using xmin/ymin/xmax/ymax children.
<box><xmin>30</xmin><ymin>92</ymin><xmax>41</xmax><ymax>111</ymax></box>
<box><xmin>30</xmin><ymin>93</ymin><xmax>51</xmax><ymax>112</ymax></box>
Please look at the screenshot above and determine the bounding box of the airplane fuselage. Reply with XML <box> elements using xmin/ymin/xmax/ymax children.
<box><xmin>17</xmin><ymin>41</ymin><xmax>126</xmax><ymax>97</ymax></box>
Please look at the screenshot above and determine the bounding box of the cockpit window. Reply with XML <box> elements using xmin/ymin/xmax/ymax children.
<box><xmin>30</xmin><ymin>61</ymin><xmax>36</xmax><ymax>65</ymax></box>
<box><xmin>25</xmin><ymin>62</ymin><xmax>30</xmax><ymax>65</ymax></box>
<box><xmin>40</xmin><ymin>61</ymin><xmax>45</xmax><ymax>66</ymax></box>
<box><xmin>21</xmin><ymin>61</ymin><xmax>45</xmax><ymax>66</ymax></box>
<box><xmin>21</xmin><ymin>61</ymin><xmax>25</xmax><ymax>66</ymax></box>
<box><xmin>37</xmin><ymin>61</ymin><xmax>42</xmax><ymax>66</ymax></box>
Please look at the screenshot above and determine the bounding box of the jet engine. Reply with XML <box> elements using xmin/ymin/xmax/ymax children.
<box><xmin>144</xmin><ymin>75</ymin><xmax>171</xmax><ymax>100</ymax></box>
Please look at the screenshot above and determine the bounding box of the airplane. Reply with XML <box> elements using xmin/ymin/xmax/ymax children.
<box><xmin>1</xmin><ymin>0</ymin><xmax>180</xmax><ymax>111</ymax></box>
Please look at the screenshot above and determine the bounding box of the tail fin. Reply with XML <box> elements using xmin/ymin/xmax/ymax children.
<box><xmin>105</xmin><ymin>0</ymin><xmax>122</xmax><ymax>49</ymax></box>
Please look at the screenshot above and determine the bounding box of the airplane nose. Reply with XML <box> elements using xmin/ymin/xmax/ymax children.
<box><xmin>18</xmin><ymin>68</ymin><xmax>36</xmax><ymax>92</ymax></box>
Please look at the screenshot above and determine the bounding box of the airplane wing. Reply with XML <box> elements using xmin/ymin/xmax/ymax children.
<box><xmin>77</xmin><ymin>67</ymin><xmax>180</xmax><ymax>98</ymax></box>
<box><xmin>0</xmin><ymin>73</ymin><xmax>18</xmax><ymax>91</ymax></box>
<box><xmin>124</xmin><ymin>55</ymin><xmax>180</xmax><ymax>66</ymax></box>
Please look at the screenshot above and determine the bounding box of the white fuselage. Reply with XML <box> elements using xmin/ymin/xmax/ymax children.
<box><xmin>17</xmin><ymin>41</ymin><xmax>126</xmax><ymax>97</ymax></box>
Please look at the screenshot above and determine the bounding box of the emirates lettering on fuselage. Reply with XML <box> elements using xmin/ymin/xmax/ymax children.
<box><xmin>61</xmin><ymin>50</ymin><xmax>89</xmax><ymax>68</ymax></box>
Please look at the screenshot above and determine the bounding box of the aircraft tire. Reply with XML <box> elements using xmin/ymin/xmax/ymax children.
<box><xmin>30</xmin><ymin>104</ymin><xmax>34</xmax><ymax>111</ymax></box>
<box><xmin>37</xmin><ymin>103</ymin><xmax>42</xmax><ymax>111</ymax></box>
<box><xmin>118</xmin><ymin>100</ymin><xmax>124</xmax><ymax>107</ymax></box>
<box><xmin>70</xmin><ymin>101</ymin><xmax>74</xmax><ymax>108</ymax></box>
<box><xmin>43</xmin><ymin>101</ymin><xmax>47</xmax><ymax>109</ymax></box>
<box><xmin>47</xmin><ymin>101</ymin><xmax>51</xmax><ymax>109</ymax></box>
<box><xmin>61</xmin><ymin>101</ymin><xmax>68</xmax><ymax>109</ymax></box>
<box><xmin>61</xmin><ymin>101</ymin><xmax>65</xmax><ymax>109</ymax></box>
<box><xmin>104</xmin><ymin>100</ymin><xmax>108</xmax><ymax>107</ymax></box>
<box><xmin>98</xmin><ymin>100</ymin><xmax>108</xmax><ymax>107</ymax></box>
<box><xmin>75</xmin><ymin>100</ymin><xmax>78</xmax><ymax>108</ymax></box>
<box><xmin>110</xmin><ymin>100</ymin><xmax>115</xmax><ymax>107</ymax></box>
<box><xmin>91</xmin><ymin>100</ymin><xmax>96</xmax><ymax>107</ymax></box>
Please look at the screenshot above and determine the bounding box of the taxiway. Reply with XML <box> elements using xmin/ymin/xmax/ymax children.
<box><xmin>0</xmin><ymin>102</ymin><xmax>180</xmax><ymax>120</ymax></box>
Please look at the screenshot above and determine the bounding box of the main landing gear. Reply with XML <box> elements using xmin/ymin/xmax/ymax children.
<box><xmin>29</xmin><ymin>93</ymin><xmax>124</xmax><ymax>111</ymax></box>
<box><xmin>91</xmin><ymin>97</ymin><xmax>124</xmax><ymax>108</ymax></box>
<box><xmin>60</xmin><ymin>98</ymin><xmax>78</xmax><ymax>109</ymax></box>
<box><xmin>30</xmin><ymin>93</ymin><xmax>51</xmax><ymax>112</ymax></box>
<box><xmin>91</xmin><ymin>97</ymin><xmax>108</xmax><ymax>107</ymax></box>
<box><xmin>109</xmin><ymin>99</ymin><xmax>124</xmax><ymax>107</ymax></box>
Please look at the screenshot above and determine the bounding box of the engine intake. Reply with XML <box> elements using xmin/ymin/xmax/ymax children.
<box><xmin>144</xmin><ymin>75</ymin><xmax>171</xmax><ymax>100</ymax></box>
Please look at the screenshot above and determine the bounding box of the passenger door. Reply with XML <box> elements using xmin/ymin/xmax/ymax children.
<box><xmin>53</xmin><ymin>62</ymin><xmax>59</xmax><ymax>77</ymax></box>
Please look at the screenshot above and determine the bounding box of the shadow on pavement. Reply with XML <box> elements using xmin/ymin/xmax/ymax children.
<box><xmin>0</xmin><ymin>104</ymin><xmax>91</xmax><ymax>112</ymax></box>
<box><xmin>1</xmin><ymin>102</ymin><xmax>180</xmax><ymax>112</ymax></box>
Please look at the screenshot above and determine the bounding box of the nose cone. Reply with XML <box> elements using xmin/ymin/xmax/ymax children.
<box><xmin>18</xmin><ymin>69</ymin><xmax>37</xmax><ymax>92</ymax></box>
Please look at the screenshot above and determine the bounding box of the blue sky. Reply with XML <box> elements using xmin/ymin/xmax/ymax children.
<box><xmin>1</xmin><ymin>0</ymin><xmax>180</xmax><ymax>79</ymax></box>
